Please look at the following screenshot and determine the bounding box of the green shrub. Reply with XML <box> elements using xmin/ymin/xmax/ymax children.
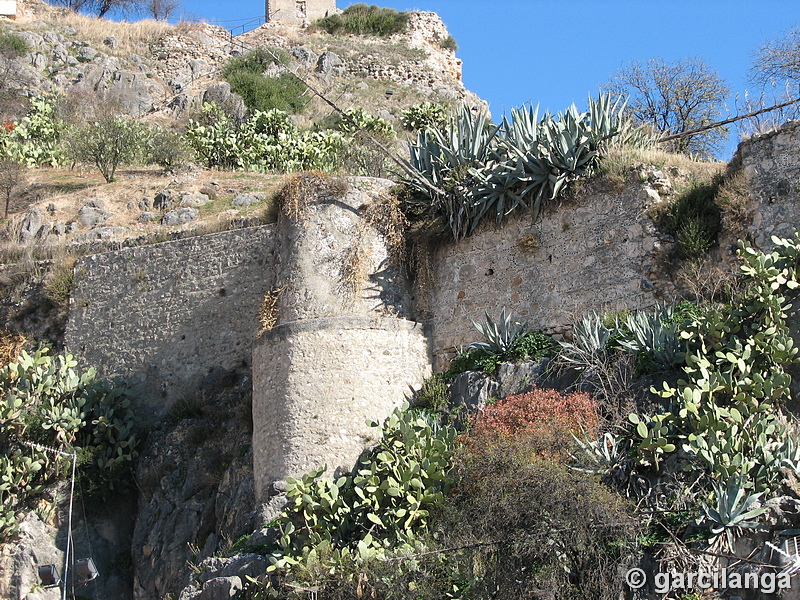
<box><xmin>67</xmin><ymin>116</ymin><xmax>147</xmax><ymax>182</ymax></box>
<box><xmin>400</xmin><ymin>102</ymin><xmax>447</xmax><ymax>132</ymax></box>
<box><xmin>508</xmin><ymin>331</ymin><xmax>556</xmax><ymax>361</ymax></box>
<box><xmin>333</xmin><ymin>107</ymin><xmax>396</xmax><ymax>177</ymax></box>
<box><xmin>0</xmin><ymin>31</ymin><xmax>29</xmax><ymax>58</ymax></box>
<box><xmin>414</xmin><ymin>373</ymin><xmax>449</xmax><ymax>411</ymax></box>
<box><xmin>221</xmin><ymin>48</ymin><xmax>307</xmax><ymax>114</ymax></box>
<box><xmin>444</xmin><ymin>347</ymin><xmax>501</xmax><ymax>380</ymax></box>
<box><xmin>314</xmin><ymin>3</ymin><xmax>410</xmax><ymax>36</ymax></box>
<box><xmin>0</xmin><ymin>94</ymin><xmax>65</xmax><ymax>167</ymax></box>
<box><xmin>252</xmin><ymin>404</ymin><xmax>457</xmax><ymax>590</ymax></box>
<box><xmin>657</xmin><ymin>176</ymin><xmax>723</xmax><ymax>260</ymax></box>
<box><xmin>145</xmin><ymin>126</ymin><xmax>194</xmax><ymax>171</ymax></box>
<box><xmin>221</xmin><ymin>47</ymin><xmax>288</xmax><ymax>80</ymax></box>
<box><xmin>438</xmin><ymin>35</ymin><xmax>457</xmax><ymax>52</ymax></box>
<box><xmin>225</xmin><ymin>71</ymin><xmax>308</xmax><ymax>114</ymax></box>
<box><xmin>0</xmin><ymin>346</ymin><xmax>138</xmax><ymax>539</ymax></box>
<box><xmin>186</xmin><ymin>104</ymin><xmax>341</xmax><ymax>172</ymax></box>
<box><xmin>432</xmin><ymin>436</ymin><xmax>640</xmax><ymax>600</ymax></box>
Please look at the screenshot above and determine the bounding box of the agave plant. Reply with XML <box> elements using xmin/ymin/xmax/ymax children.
<box><xmin>468</xmin><ymin>308</ymin><xmax>529</xmax><ymax>355</ymax></box>
<box><xmin>558</xmin><ymin>312</ymin><xmax>616</xmax><ymax>364</ymax></box>
<box><xmin>617</xmin><ymin>303</ymin><xmax>684</xmax><ymax>371</ymax></box>
<box><xmin>406</xmin><ymin>94</ymin><xmax>629</xmax><ymax>240</ymax></box>
<box><xmin>698</xmin><ymin>476</ymin><xmax>766</xmax><ymax>552</ymax></box>
<box><xmin>569</xmin><ymin>428</ymin><xmax>626</xmax><ymax>475</ymax></box>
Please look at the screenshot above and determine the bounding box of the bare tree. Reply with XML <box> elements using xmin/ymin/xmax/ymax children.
<box><xmin>750</xmin><ymin>25</ymin><xmax>800</xmax><ymax>88</ymax></box>
<box><xmin>0</xmin><ymin>158</ymin><xmax>25</xmax><ymax>218</ymax></box>
<box><xmin>602</xmin><ymin>57</ymin><xmax>730</xmax><ymax>158</ymax></box>
<box><xmin>143</xmin><ymin>0</ymin><xmax>180</xmax><ymax>20</ymax></box>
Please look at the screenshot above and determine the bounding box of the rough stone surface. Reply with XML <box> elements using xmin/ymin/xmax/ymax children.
<box><xmin>132</xmin><ymin>375</ymin><xmax>255</xmax><ymax>600</ymax></box>
<box><xmin>153</xmin><ymin>189</ymin><xmax>177</xmax><ymax>210</ymax></box>
<box><xmin>162</xmin><ymin>207</ymin><xmax>199</xmax><ymax>225</ymax></box>
<box><xmin>179</xmin><ymin>192</ymin><xmax>210</xmax><ymax>207</ymax></box>
<box><xmin>496</xmin><ymin>358</ymin><xmax>550</xmax><ymax>398</ymax></box>
<box><xmin>253</xmin><ymin>317</ymin><xmax>431</xmax><ymax>502</ymax></box>
<box><xmin>78</xmin><ymin>204</ymin><xmax>112</xmax><ymax>228</ymax></box>
<box><xmin>231</xmin><ymin>192</ymin><xmax>265</xmax><ymax>207</ymax></box>
<box><xmin>71</xmin><ymin>226</ymin><xmax>126</xmax><ymax>243</ymax></box>
<box><xmin>427</xmin><ymin>178</ymin><xmax>680</xmax><ymax>368</ymax></box>
<box><xmin>18</xmin><ymin>207</ymin><xmax>43</xmax><ymax>241</ymax></box>
<box><xmin>65</xmin><ymin>226</ymin><xmax>275</xmax><ymax>423</ymax></box>
<box><xmin>448</xmin><ymin>370</ymin><xmax>499</xmax><ymax>417</ymax></box>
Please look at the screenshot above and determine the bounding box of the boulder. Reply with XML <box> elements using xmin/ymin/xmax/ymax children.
<box><xmin>179</xmin><ymin>193</ymin><xmax>210</xmax><ymax>208</ymax></box>
<box><xmin>71</xmin><ymin>226</ymin><xmax>126</xmax><ymax>243</ymax></box>
<box><xmin>154</xmin><ymin>189</ymin><xmax>177</xmax><ymax>210</ymax></box>
<box><xmin>315</xmin><ymin>51</ymin><xmax>343</xmax><ymax>79</ymax></box>
<box><xmin>197</xmin><ymin>577</ymin><xmax>242</xmax><ymax>600</ymax></box>
<box><xmin>496</xmin><ymin>358</ymin><xmax>550</xmax><ymax>398</ymax></box>
<box><xmin>18</xmin><ymin>207</ymin><xmax>43</xmax><ymax>242</ymax></box>
<box><xmin>231</xmin><ymin>192</ymin><xmax>265</xmax><ymax>207</ymax></box>
<box><xmin>139</xmin><ymin>212</ymin><xmax>161</xmax><ymax>222</ymax></box>
<box><xmin>290</xmin><ymin>45</ymin><xmax>317</xmax><ymax>66</ymax></box>
<box><xmin>77</xmin><ymin>204</ymin><xmax>111</xmax><ymax>228</ymax></box>
<box><xmin>162</xmin><ymin>208</ymin><xmax>198</xmax><ymax>226</ymax></box>
<box><xmin>78</xmin><ymin>46</ymin><xmax>97</xmax><ymax>61</ymax></box>
<box><xmin>448</xmin><ymin>371</ymin><xmax>498</xmax><ymax>419</ymax></box>
<box><xmin>103</xmin><ymin>36</ymin><xmax>119</xmax><ymax>50</ymax></box>
<box><xmin>201</xmin><ymin>82</ymin><xmax>246</xmax><ymax>122</ymax></box>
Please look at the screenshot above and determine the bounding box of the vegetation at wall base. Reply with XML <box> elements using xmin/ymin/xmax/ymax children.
<box><xmin>0</xmin><ymin>346</ymin><xmax>138</xmax><ymax>539</ymax></box>
<box><xmin>313</xmin><ymin>4</ymin><xmax>410</xmax><ymax>37</ymax></box>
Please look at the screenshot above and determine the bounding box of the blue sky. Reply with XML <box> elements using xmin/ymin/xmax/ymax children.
<box><xmin>177</xmin><ymin>0</ymin><xmax>800</xmax><ymax>160</ymax></box>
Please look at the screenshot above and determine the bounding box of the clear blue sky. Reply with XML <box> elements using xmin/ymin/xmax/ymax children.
<box><xmin>175</xmin><ymin>0</ymin><xmax>800</xmax><ymax>160</ymax></box>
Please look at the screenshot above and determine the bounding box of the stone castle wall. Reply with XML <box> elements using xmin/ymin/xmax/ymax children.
<box><xmin>426</xmin><ymin>176</ymin><xmax>679</xmax><ymax>367</ymax></box>
<box><xmin>65</xmin><ymin>226</ymin><xmax>276</xmax><ymax>423</ymax></box>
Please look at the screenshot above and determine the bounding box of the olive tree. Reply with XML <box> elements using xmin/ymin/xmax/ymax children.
<box><xmin>602</xmin><ymin>57</ymin><xmax>730</xmax><ymax>158</ymax></box>
<box><xmin>67</xmin><ymin>116</ymin><xmax>146</xmax><ymax>182</ymax></box>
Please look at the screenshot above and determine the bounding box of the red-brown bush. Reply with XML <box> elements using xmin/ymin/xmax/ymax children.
<box><xmin>472</xmin><ymin>386</ymin><xmax>597</xmax><ymax>437</ymax></box>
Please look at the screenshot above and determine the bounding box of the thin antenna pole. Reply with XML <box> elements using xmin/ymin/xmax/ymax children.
<box><xmin>19</xmin><ymin>441</ymin><xmax>77</xmax><ymax>599</ymax></box>
<box><xmin>63</xmin><ymin>453</ymin><xmax>76</xmax><ymax>600</ymax></box>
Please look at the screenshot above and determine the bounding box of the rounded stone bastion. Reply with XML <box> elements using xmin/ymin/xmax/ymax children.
<box><xmin>252</xmin><ymin>316</ymin><xmax>430</xmax><ymax>503</ymax></box>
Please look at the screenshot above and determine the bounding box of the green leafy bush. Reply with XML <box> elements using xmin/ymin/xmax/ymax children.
<box><xmin>438</xmin><ymin>35</ymin><xmax>457</xmax><ymax>52</ymax></box>
<box><xmin>400</xmin><ymin>102</ymin><xmax>447</xmax><ymax>132</ymax></box>
<box><xmin>0</xmin><ymin>346</ymin><xmax>138</xmax><ymax>539</ymax></box>
<box><xmin>431</xmin><ymin>435</ymin><xmax>640</xmax><ymax>600</ymax></box>
<box><xmin>221</xmin><ymin>47</ymin><xmax>307</xmax><ymax>114</ymax></box>
<box><xmin>0</xmin><ymin>31</ymin><xmax>29</xmax><ymax>58</ymax></box>
<box><xmin>67</xmin><ymin>116</ymin><xmax>147</xmax><ymax>182</ymax></box>
<box><xmin>145</xmin><ymin>126</ymin><xmax>194</xmax><ymax>171</ymax></box>
<box><xmin>254</xmin><ymin>404</ymin><xmax>456</xmax><ymax>588</ymax></box>
<box><xmin>186</xmin><ymin>104</ymin><xmax>342</xmax><ymax>172</ymax></box>
<box><xmin>314</xmin><ymin>3</ymin><xmax>410</xmax><ymax>36</ymax></box>
<box><xmin>333</xmin><ymin>108</ymin><xmax>397</xmax><ymax>177</ymax></box>
<box><xmin>0</xmin><ymin>94</ymin><xmax>65</xmax><ymax>167</ymax></box>
<box><xmin>656</xmin><ymin>177</ymin><xmax>723</xmax><ymax>260</ymax></box>
<box><xmin>414</xmin><ymin>373</ymin><xmax>449</xmax><ymax>412</ymax></box>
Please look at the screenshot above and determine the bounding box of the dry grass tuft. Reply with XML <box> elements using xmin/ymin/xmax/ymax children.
<box><xmin>23</xmin><ymin>8</ymin><xmax>174</xmax><ymax>55</ymax></box>
<box><xmin>278</xmin><ymin>171</ymin><xmax>349</xmax><ymax>222</ymax></box>
<box><xmin>258</xmin><ymin>287</ymin><xmax>283</xmax><ymax>332</ymax></box>
<box><xmin>360</xmin><ymin>190</ymin><xmax>408</xmax><ymax>267</ymax></box>
<box><xmin>0</xmin><ymin>329</ymin><xmax>25</xmax><ymax>366</ymax></box>
<box><xmin>338</xmin><ymin>234</ymin><xmax>371</xmax><ymax>300</ymax></box>
<box><xmin>716</xmin><ymin>170</ymin><xmax>752</xmax><ymax>240</ymax></box>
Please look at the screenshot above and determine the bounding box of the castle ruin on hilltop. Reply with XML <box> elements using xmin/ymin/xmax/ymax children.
<box><xmin>266</xmin><ymin>0</ymin><xmax>336</xmax><ymax>25</ymax></box>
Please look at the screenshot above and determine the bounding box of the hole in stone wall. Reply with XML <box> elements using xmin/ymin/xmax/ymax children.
<box><xmin>219</xmin><ymin>288</ymin><xmax>227</xmax><ymax>297</ymax></box>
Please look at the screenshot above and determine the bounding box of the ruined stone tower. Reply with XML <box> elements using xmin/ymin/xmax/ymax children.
<box><xmin>266</xmin><ymin>0</ymin><xmax>337</xmax><ymax>26</ymax></box>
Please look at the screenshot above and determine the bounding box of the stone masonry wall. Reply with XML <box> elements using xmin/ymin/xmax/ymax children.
<box><xmin>65</xmin><ymin>226</ymin><xmax>275</xmax><ymax>423</ymax></box>
<box><xmin>427</xmin><ymin>179</ymin><xmax>678</xmax><ymax>367</ymax></box>
<box><xmin>732</xmin><ymin>120</ymin><xmax>800</xmax><ymax>249</ymax></box>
